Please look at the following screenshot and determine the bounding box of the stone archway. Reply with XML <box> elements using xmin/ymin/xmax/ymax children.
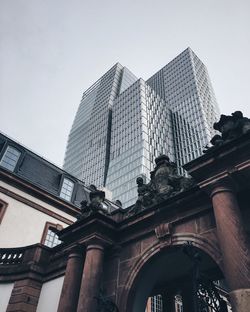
<box><xmin>119</xmin><ymin>233</ymin><xmax>223</xmax><ymax>312</ymax></box>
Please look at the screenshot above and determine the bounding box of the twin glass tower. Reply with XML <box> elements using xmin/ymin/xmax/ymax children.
<box><xmin>63</xmin><ymin>48</ymin><xmax>220</xmax><ymax>208</ymax></box>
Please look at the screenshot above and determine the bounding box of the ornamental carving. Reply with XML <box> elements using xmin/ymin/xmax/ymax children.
<box><xmin>204</xmin><ymin>111</ymin><xmax>250</xmax><ymax>152</ymax></box>
<box><xmin>155</xmin><ymin>222</ymin><xmax>172</xmax><ymax>241</ymax></box>
<box><xmin>77</xmin><ymin>185</ymin><xmax>108</xmax><ymax>219</ymax></box>
<box><xmin>129</xmin><ymin>155</ymin><xmax>195</xmax><ymax>214</ymax></box>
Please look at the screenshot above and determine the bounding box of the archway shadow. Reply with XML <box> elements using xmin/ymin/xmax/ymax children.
<box><xmin>121</xmin><ymin>235</ymin><xmax>224</xmax><ymax>312</ymax></box>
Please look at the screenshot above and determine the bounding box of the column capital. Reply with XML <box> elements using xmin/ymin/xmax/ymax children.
<box><xmin>210</xmin><ymin>181</ymin><xmax>236</xmax><ymax>199</ymax></box>
<box><xmin>84</xmin><ymin>234</ymin><xmax>113</xmax><ymax>250</ymax></box>
<box><xmin>68</xmin><ymin>250</ymin><xmax>85</xmax><ymax>260</ymax></box>
<box><xmin>63</xmin><ymin>244</ymin><xmax>85</xmax><ymax>259</ymax></box>
<box><xmin>199</xmin><ymin>174</ymin><xmax>237</xmax><ymax>198</ymax></box>
<box><xmin>86</xmin><ymin>244</ymin><xmax>105</xmax><ymax>252</ymax></box>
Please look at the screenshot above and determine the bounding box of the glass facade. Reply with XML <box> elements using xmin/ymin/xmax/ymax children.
<box><xmin>147</xmin><ymin>48</ymin><xmax>220</xmax><ymax>172</ymax></box>
<box><xmin>106</xmin><ymin>79</ymin><xmax>174</xmax><ymax>207</ymax></box>
<box><xmin>63</xmin><ymin>63</ymin><xmax>137</xmax><ymax>187</ymax></box>
<box><xmin>64</xmin><ymin>48</ymin><xmax>220</xmax><ymax>208</ymax></box>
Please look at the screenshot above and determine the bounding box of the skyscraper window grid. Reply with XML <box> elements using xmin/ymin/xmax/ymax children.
<box><xmin>147</xmin><ymin>48</ymin><xmax>220</xmax><ymax>172</ymax></box>
<box><xmin>105</xmin><ymin>79</ymin><xmax>175</xmax><ymax>207</ymax></box>
<box><xmin>63</xmin><ymin>48</ymin><xmax>220</xmax><ymax>208</ymax></box>
<box><xmin>64</xmin><ymin>64</ymin><xmax>126</xmax><ymax>186</ymax></box>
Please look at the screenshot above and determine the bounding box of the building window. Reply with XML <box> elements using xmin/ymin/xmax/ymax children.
<box><xmin>60</xmin><ymin>178</ymin><xmax>74</xmax><ymax>201</ymax></box>
<box><xmin>44</xmin><ymin>228</ymin><xmax>61</xmax><ymax>248</ymax></box>
<box><xmin>0</xmin><ymin>146</ymin><xmax>21</xmax><ymax>172</ymax></box>
<box><xmin>0</xmin><ymin>199</ymin><xmax>8</xmax><ymax>224</ymax></box>
<box><xmin>150</xmin><ymin>295</ymin><xmax>162</xmax><ymax>312</ymax></box>
<box><xmin>41</xmin><ymin>222</ymin><xmax>63</xmax><ymax>248</ymax></box>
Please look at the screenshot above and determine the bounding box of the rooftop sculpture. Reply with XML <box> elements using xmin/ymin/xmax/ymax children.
<box><xmin>131</xmin><ymin>155</ymin><xmax>195</xmax><ymax>214</ymax></box>
<box><xmin>77</xmin><ymin>185</ymin><xmax>107</xmax><ymax>219</ymax></box>
<box><xmin>205</xmin><ymin>111</ymin><xmax>250</xmax><ymax>152</ymax></box>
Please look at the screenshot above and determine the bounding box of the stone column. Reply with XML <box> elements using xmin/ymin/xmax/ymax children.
<box><xmin>161</xmin><ymin>290</ymin><xmax>176</xmax><ymax>312</ymax></box>
<box><xmin>57</xmin><ymin>247</ymin><xmax>84</xmax><ymax>312</ymax></box>
<box><xmin>6</xmin><ymin>279</ymin><xmax>42</xmax><ymax>312</ymax></box>
<box><xmin>77</xmin><ymin>243</ymin><xmax>104</xmax><ymax>312</ymax></box>
<box><xmin>210</xmin><ymin>183</ymin><xmax>250</xmax><ymax>312</ymax></box>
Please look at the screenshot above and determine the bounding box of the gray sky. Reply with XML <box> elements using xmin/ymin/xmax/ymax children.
<box><xmin>1</xmin><ymin>0</ymin><xmax>250</xmax><ymax>167</ymax></box>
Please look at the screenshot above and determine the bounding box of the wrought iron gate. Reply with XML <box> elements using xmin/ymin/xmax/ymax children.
<box><xmin>182</xmin><ymin>242</ymin><xmax>228</xmax><ymax>312</ymax></box>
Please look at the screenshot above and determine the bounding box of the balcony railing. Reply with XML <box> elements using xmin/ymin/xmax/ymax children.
<box><xmin>0</xmin><ymin>244</ymin><xmax>52</xmax><ymax>267</ymax></box>
<box><xmin>0</xmin><ymin>248</ymin><xmax>24</xmax><ymax>265</ymax></box>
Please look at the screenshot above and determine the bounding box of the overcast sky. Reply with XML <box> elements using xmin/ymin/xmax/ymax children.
<box><xmin>1</xmin><ymin>0</ymin><xmax>250</xmax><ymax>167</ymax></box>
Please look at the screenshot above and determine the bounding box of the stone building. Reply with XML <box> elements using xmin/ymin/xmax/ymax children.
<box><xmin>0</xmin><ymin>132</ymin><xmax>119</xmax><ymax>311</ymax></box>
<box><xmin>0</xmin><ymin>112</ymin><xmax>250</xmax><ymax>312</ymax></box>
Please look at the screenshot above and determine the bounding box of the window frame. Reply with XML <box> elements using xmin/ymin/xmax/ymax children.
<box><xmin>0</xmin><ymin>145</ymin><xmax>22</xmax><ymax>172</ymax></box>
<box><xmin>0</xmin><ymin>199</ymin><xmax>8</xmax><ymax>224</ymax></box>
<box><xmin>41</xmin><ymin>222</ymin><xmax>63</xmax><ymax>248</ymax></box>
<box><xmin>59</xmin><ymin>176</ymin><xmax>75</xmax><ymax>202</ymax></box>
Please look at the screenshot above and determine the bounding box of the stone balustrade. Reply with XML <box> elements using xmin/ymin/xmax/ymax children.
<box><xmin>0</xmin><ymin>247</ymin><xmax>24</xmax><ymax>265</ymax></box>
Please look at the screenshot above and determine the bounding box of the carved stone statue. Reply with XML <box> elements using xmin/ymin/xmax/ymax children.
<box><xmin>134</xmin><ymin>177</ymin><xmax>154</xmax><ymax>210</ymax></box>
<box><xmin>77</xmin><ymin>187</ymin><xmax>107</xmax><ymax>219</ymax></box>
<box><xmin>205</xmin><ymin>111</ymin><xmax>250</xmax><ymax>151</ymax></box>
<box><xmin>153</xmin><ymin>155</ymin><xmax>175</xmax><ymax>195</ymax></box>
<box><xmin>214</xmin><ymin>114</ymin><xmax>236</xmax><ymax>141</ymax></box>
<box><xmin>232</xmin><ymin>111</ymin><xmax>250</xmax><ymax>135</ymax></box>
<box><xmin>129</xmin><ymin>155</ymin><xmax>195</xmax><ymax>214</ymax></box>
<box><xmin>153</xmin><ymin>155</ymin><xmax>195</xmax><ymax>199</ymax></box>
<box><xmin>89</xmin><ymin>189</ymin><xmax>106</xmax><ymax>212</ymax></box>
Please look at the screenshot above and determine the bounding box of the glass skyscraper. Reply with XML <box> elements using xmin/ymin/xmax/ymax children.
<box><xmin>147</xmin><ymin>48</ymin><xmax>220</xmax><ymax>172</ymax></box>
<box><xmin>105</xmin><ymin>79</ymin><xmax>174</xmax><ymax>207</ymax></box>
<box><xmin>63</xmin><ymin>48</ymin><xmax>219</xmax><ymax>208</ymax></box>
<box><xmin>63</xmin><ymin>63</ymin><xmax>137</xmax><ymax>187</ymax></box>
